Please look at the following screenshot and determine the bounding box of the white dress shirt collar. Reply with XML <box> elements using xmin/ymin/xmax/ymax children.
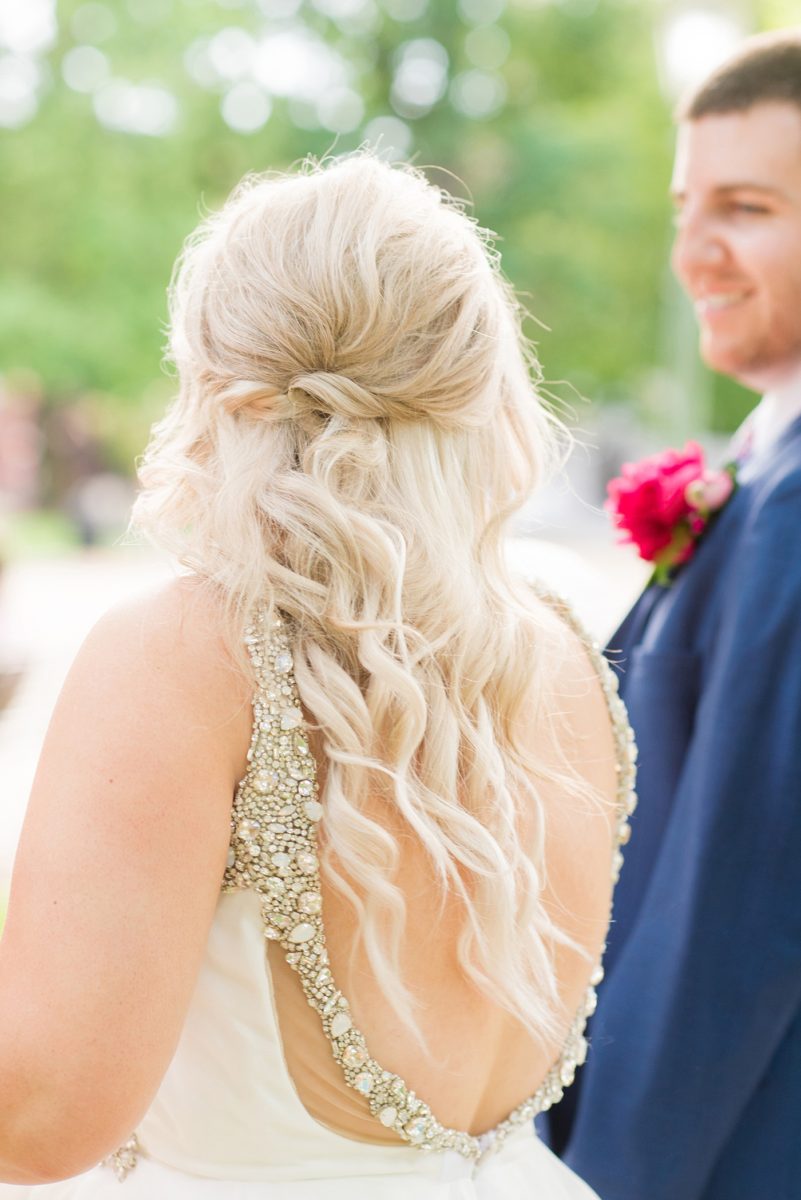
<box><xmin>732</xmin><ymin>367</ymin><xmax>801</xmax><ymax>462</ymax></box>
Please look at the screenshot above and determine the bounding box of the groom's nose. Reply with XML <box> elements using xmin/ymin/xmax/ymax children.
<box><xmin>671</xmin><ymin>206</ymin><xmax>729</xmax><ymax>289</ymax></box>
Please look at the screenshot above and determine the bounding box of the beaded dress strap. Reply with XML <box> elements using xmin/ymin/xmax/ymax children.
<box><xmin>106</xmin><ymin>593</ymin><xmax>636</xmax><ymax>1180</ymax></box>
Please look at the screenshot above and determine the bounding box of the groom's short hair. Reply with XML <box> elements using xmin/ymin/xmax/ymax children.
<box><xmin>678</xmin><ymin>28</ymin><xmax>801</xmax><ymax>121</ymax></box>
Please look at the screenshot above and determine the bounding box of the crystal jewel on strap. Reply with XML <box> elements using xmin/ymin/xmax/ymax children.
<box><xmin>299</xmin><ymin>891</ymin><xmax>322</xmax><ymax>914</ymax></box>
<box><xmin>344</xmin><ymin>1044</ymin><xmax>369</xmax><ymax>1068</ymax></box>
<box><xmin>237</xmin><ymin>818</ymin><xmax>261</xmax><ymax>838</ymax></box>
<box><xmin>406</xmin><ymin>1117</ymin><xmax>429</xmax><ymax>1143</ymax></box>
<box><xmin>102</xmin><ymin>1134</ymin><xmax>139</xmax><ymax>1182</ymax></box>
<box><xmin>331</xmin><ymin>1011</ymin><xmax>352</xmax><ymax>1037</ymax></box>
<box><xmin>288</xmin><ymin>923</ymin><xmax>316</xmax><ymax>943</ymax></box>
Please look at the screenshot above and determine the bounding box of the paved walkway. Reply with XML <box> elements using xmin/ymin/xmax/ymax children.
<box><xmin>0</xmin><ymin>540</ymin><xmax>646</xmax><ymax>887</ymax></box>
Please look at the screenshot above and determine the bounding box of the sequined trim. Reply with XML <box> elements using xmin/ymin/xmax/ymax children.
<box><xmin>108</xmin><ymin>586</ymin><xmax>636</xmax><ymax>1176</ymax></box>
<box><xmin>102</xmin><ymin>1134</ymin><xmax>139</xmax><ymax>1181</ymax></box>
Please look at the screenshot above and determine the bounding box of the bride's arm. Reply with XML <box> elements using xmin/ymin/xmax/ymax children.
<box><xmin>0</xmin><ymin>578</ymin><xmax>253</xmax><ymax>1185</ymax></box>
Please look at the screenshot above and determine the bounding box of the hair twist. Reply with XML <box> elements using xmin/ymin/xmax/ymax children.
<box><xmin>289</xmin><ymin>372</ymin><xmax>422</xmax><ymax>426</ymax></box>
<box><xmin>287</xmin><ymin>372</ymin><xmax>383</xmax><ymax>424</ymax></box>
<box><xmin>219</xmin><ymin>372</ymin><xmax>423</xmax><ymax>429</ymax></box>
<box><xmin>218</xmin><ymin>379</ymin><xmax>293</xmax><ymax>423</ymax></box>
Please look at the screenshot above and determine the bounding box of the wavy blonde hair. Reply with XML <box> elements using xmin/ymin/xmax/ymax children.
<box><xmin>134</xmin><ymin>153</ymin><xmax>579</xmax><ymax>1045</ymax></box>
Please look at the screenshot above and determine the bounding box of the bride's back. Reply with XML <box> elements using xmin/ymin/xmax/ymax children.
<box><xmin>271</xmin><ymin>600</ymin><xmax>621</xmax><ymax>1142</ymax></box>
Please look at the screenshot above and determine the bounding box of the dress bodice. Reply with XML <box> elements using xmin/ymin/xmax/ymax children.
<box><xmin>101</xmin><ymin>591</ymin><xmax>636</xmax><ymax>1190</ymax></box>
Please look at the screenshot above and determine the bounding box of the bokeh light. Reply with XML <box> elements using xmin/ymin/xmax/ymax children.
<box><xmin>363</xmin><ymin>113</ymin><xmax>413</xmax><ymax>160</ymax></box>
<box><xmin>457</xmin><ymin>0</ymin><xmax>506</xmax><ymax>27</ymax></box>
<box><xmin>464</xmin><ymin>24</ymin><xmax>510</xmax><ymax>72</ymax></box>
<box><xmin>184</xmin><ymin>38</ymin><xmax>220</xmax><ymax>89</ymax></box>
<box><xmin>311</xmin><ymin>0</ymin><xmax>379</xmax><ymax>31</ymax></box>
<box><xmin>93</xmin><ymin>79</ymin><xmax>178</xmax><ymax>136</ymax></box>
<box><xmin>0</xmin><ymin>54</ymin><xmax>42</xmax><ymax>128</ymax></box>
<box><xmin>252</xmin><ymin>29</ymin><xmax>349</xmax><ymax>101</ymax></box>
<box><xmin>390</xmin><ymin>37</ymin><xmax>448</xmax><ymax>117</ymax></box>
<box><xmin>0</xmin><ymin>0</ymin><xmax>57</xmax><ymax>56</ymax></box>
<box><xmin>317</xmin><ymin>86</ymin><xmax>365</xmax><ymax>133</ymax></box>
<box><xmin>450</xmin><ymin>68</ymin><xmax>506</xmax><ymax>119</ymax></box>
<box><xmin>659</xmin><ymin>9</ymin><xmax>745</xmax><ymax>99</ymax></box>
<box><xmin>207</xmin><ymin>27</ymin><xmax>257</xmax><ymax>82</ymax></box>
<box><xmin>221</xmin><ymin>81</ymin><xmax>272</xmax><ymax>131</ymax></box>
<box><xmin>62</xmin><ymin>45</ymin><xmax>110</xmax><ymax>94</ymax></box>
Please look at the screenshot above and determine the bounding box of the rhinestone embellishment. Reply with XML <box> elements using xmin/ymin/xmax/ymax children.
<box><xmin>288</xmin><ymin>922</ymin><xmax>316</xmax><ymax>943</ymax></box>
<box><xmin>109</xmin><ymin>587</ymin><xmax>636</xmax><ymax>1177</ymax></box>
<box><xmin>354</xmin><ymin>1071</ymin><xmax>374</xmax><ymax>1095</ymax></box>
<box><xmin>343</xmin><ymin>1044</ymin><xmax>369</xmax><ymax>1068</ymax></box>
<box><xmin>102</xmin><ymin>1134</ymin><xmax>139</xmax><ymax>1182</ymax></box>
<box><xmin>330</xmin><ymin>1011</ymin><xmax>352</xmax><ymax>1037</ymax></box>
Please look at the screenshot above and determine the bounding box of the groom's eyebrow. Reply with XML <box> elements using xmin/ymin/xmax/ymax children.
<box><xmin>670</xmin><ymin>182</ymin><xmax>789</xmax><ymax>203</ymax></box>
<box><xmin>713</xmin><ymin>182</ymin><xmax>788</xmax><ymax>196</ymax></box>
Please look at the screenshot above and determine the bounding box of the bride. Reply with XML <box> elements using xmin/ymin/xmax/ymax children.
<box><xmin>0</xmin><ymin>153</ymin><xmax>634</xmax><ymax>1197</ymax></box>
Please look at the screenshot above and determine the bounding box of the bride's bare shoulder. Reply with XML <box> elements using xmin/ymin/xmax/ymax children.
<box><xmin>89</xmin><ymin>572</ymin><xmax>230</xmax><ymax>654</ymax></box>
<box><xmin>86</xmin><ymin>574</ymin><xmax>251</xmax><ymax>713</ymax></box>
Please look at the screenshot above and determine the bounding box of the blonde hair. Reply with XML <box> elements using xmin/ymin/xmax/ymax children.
<box><xmin>134</xmin><ymin>153</ymin><xmax>577</xmax><ymax>1045</ymax></box>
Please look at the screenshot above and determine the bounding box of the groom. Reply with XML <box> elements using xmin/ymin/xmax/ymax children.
<box><xmin>547</xmin><ymin>30</ymin><xmax>801</xmax><ymax>1200</ymax></box>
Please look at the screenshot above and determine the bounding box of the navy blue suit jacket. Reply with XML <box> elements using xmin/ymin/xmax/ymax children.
<box><xmin>547</xmin><ymin>415</ymin><xmax>801</xmax><ymax>1199</ymax></box>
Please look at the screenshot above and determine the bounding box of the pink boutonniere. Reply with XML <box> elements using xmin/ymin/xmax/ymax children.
<box><xmin>605</xmin><ymin>441</ymin><xmax>737</xmax><ymax>586</ymax></box>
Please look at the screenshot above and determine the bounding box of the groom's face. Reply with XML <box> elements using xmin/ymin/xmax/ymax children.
<box><xmin>671</xmin><ymin>101</ymin><xmax>801</xmax><ymax>392</ymax></box>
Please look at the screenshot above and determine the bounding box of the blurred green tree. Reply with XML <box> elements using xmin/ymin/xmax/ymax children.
<box><xmin>0</xmin><ymin>0</ymin><xmax>786</xmax><ymax>463</ymax></box>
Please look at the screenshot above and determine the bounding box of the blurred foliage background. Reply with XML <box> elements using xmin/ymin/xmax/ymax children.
<box><xmin>0</xmin><ymin>0</ymin><xmax>796</xmax><ymax>550</ymax></box>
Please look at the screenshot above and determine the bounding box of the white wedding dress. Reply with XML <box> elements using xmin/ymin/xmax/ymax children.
<box><xmin>1</xmin><ymin>596</ymin><xmax>635</xmax><ymax>1199</ymax></box>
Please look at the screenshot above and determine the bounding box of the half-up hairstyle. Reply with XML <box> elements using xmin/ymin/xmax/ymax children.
<box><xmin>134</xmin><ymin>152</ymin><xmax>580</xmax><ymax>1045</ymax></box>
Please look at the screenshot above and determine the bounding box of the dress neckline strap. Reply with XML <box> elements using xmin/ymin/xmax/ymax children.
<box><xmin>218</xmin><ymin>589</ymin><xmax>636</xmax><ymax>1166</ymax></box>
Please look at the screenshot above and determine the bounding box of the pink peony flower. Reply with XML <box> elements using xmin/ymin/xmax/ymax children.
<box><xmin>605</xmin><ymin>442</ymin><xmax>736</xmax><ymax>583</ymax></box>
<box><xmin>605</xmin><ymin>442</ymin><xmax>705</xmax><ymax>558</ymax></box>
